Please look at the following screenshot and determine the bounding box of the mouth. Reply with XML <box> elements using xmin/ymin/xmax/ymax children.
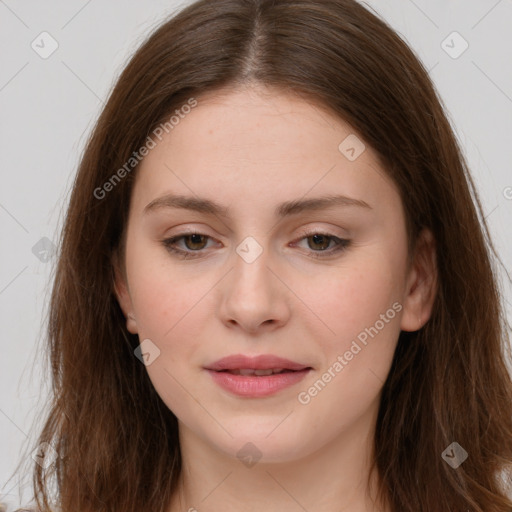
<box><xmin>204</xmin><ymin>353</ymin><xmax>312</xmax><ymax>372</ymax></box>
<box><xmin>214</xmin><ymin>368</ymin><xmax>307</xmax><ymax>376</ymax></box>
<box><xmin>204</xmin><ymin>354</ymin><xmax>313</xmax><ymax>397</ymax></box>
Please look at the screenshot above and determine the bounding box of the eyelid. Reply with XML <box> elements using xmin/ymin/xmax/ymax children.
<box><xmin>161</xmin><ymin>226</ymin><xmax>350</xmax><ymax>259</ymax></box>
<box><xmin>291</xmin><ymin>226</ymin><xmax>347</xmax><ymax>243</ymax></box>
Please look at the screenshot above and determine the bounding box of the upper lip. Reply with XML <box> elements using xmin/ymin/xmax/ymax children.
<box><xmin>205</xmin><ymin>354</ymin><xmax>311</xmax><ymax>371</ymax></box>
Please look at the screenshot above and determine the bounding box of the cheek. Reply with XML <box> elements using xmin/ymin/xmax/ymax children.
<box><xmin>315</xmin><ymin>257</ymin><xmax>402</xmax><ymax>344</ymax></box>
<box><xmin>125</xmin><ymin>245</ymin><xmax>210</xmax><ymax>419</ymax></box>
<box><xmin>126</xmin><ymin>241</ymin><xmax>208</xmax><ymax>352</ymax></box>
<box><xmin>303</xmin><ymin>250</ymin><xmax>404</xmax><ymax>398</ymax></box>
<box><xmin>295</xmin><ymin>265</ymin><xmax>402</xmax><ymax>437</ymax></box>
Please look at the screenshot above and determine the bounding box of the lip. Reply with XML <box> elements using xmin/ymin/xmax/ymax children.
<box><xmin>204</xmin><ymin>354</ymin><xmax>311</xmax><ymax>371</ymax></box>
<box><xmin>204</xmin><ymin>354</ymin><xmax>313</xmax><ymax>398</ymax></box>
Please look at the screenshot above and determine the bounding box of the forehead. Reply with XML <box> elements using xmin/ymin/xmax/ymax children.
<box><xmin>130</xmin><ymin>84</ymin><xmax>399</xmax><ymax>220</ymax></box>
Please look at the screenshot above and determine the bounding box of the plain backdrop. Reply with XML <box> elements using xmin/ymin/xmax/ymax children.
<box><xmin>1</xmin><ymin>0</ymin><xmax>511</xmax><ymax>509</ymax></box>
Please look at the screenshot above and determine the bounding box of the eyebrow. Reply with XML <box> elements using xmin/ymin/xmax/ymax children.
<box><xmin>143</xmin><ymin>193</ymin><xmax>372</xmax><ymax>217</ymax></box>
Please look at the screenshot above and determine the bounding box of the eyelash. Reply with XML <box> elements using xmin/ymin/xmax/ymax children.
<box><xmin>161</xmin><ymin>230</ymin><xmax>350</xmax><ymax>260</ymax></box>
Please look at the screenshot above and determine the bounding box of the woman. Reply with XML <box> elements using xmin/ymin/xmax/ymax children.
<box><xmin>11</xmin><ymin>0</ymin><xmax>512</xmax><ymax>510</ymax></box>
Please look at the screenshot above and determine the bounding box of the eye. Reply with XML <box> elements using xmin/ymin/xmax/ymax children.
<box><xmin>161</xmin><ymin>230</ymin><xmax>350</xmax><ymax>260</ymax></box>
<box><xmin>162</xmin><ymin>232</ymin><xmax>214</xmax><ymax>259</ymax></box>
<box><xmin>291</xmin><ymin>230</ymin><xmax>350</xmax><ymax>259</ymax></box>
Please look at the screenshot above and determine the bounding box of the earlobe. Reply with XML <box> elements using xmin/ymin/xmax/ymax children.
<box><xmin>112</xmin><ymin>252</ymin><xmax>139</xmax><ymax>335</ymax></box>
<box><xmin>400</xmin><ymin>228</ymin><xmax>438</xmax><ymax>332</ymax></box>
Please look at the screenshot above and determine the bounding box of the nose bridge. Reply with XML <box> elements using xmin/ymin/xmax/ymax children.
<box><xmin>231</xmin><ymin>234</ymin><xmax>273</xmax><ymax>297</ymax></box>
<box><xmin>235</xmin><ymin>234</ymin><xmax>266</xmax><ymax>266</ymax></box>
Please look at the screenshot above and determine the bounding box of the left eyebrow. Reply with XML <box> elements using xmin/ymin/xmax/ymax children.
<box><xmin>143</xmin><ymin>193</ymin><xmax>372</xmax><ymax>218</ymax></box>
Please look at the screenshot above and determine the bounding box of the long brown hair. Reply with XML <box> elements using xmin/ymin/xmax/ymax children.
<box><xmin>9</xmin><ymin>0</ymin><xmax>512</xmax><ymax>510</ymax></box>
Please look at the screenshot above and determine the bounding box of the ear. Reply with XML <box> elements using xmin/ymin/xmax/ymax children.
<box><xmin>112</xmin><ymin>250</ymin><xmax>139</xmax><ymax>334</ymax></box>
<box><xmin>400</xmin><ymin>228</ymin><xmax>438</xmax><ymax>332</ymax></box>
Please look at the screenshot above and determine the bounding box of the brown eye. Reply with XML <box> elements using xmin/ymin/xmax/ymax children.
<box><xmin>293</xmin><ymin>231</ymin><xmax>351</xmax><ymax>259</ymax></box>
<box><xmin>306</xmin><ymin>234</ymin><xmax>332</xmax><ymax>251</ymax></box>
<box><xmin>162</xmin><ymin>231</ymin><xmax>350</xmax><ymax>260</ymax></box>
<box><xmin>181</xmin><ymin>234</ymin><xmax>209</xmax><ymax>251</ymax></box>
<box><xmin>162</xmin><ymin>233</ymin><xmax>214</xmax><ymax>259</ymax></box>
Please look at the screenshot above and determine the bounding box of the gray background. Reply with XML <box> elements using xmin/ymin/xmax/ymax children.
<box><xmin>1</xmin><ymin>0</ymin><xmax>511</xmax><ymax>509</ymax></box>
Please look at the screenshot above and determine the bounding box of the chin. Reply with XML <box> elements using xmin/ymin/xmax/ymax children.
<box><xmin>203</xmin><ymin>424</ymin><xmax>314</xmax><ymax>465</ymax></box>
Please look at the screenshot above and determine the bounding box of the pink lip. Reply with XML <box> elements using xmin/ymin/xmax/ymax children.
<box><xmin>204</xmin><ymin>354</ymin><xmax>311</xmax><ymax>371</ymax></box>
<box><xmin>204</xmin><ymin>354</ymin><xmax>312</xmax><ymax>398</ymax></box>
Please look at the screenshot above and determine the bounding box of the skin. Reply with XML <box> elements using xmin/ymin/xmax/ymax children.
<box><xmin>113</xmin><ymin>83</ymin><xmax>437</xmax><ymax>512</ymax></box>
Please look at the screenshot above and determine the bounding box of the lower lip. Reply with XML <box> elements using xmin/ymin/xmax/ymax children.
<box><xmin>205</xmin><ymin>369</ymin><xmax>311</xmax><ymax>397</ymax></box>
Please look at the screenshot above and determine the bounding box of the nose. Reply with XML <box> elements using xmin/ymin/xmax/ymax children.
<box><xmin>218</xmin><ymin>241</ymin><xmax>291</xmax><ymax>334</ymax></box>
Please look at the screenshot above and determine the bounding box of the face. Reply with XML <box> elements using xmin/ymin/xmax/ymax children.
<box><xmin>114</xmin><ymin>84</ymin><xmax>436</xmax><ymax>464</ymax></box>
